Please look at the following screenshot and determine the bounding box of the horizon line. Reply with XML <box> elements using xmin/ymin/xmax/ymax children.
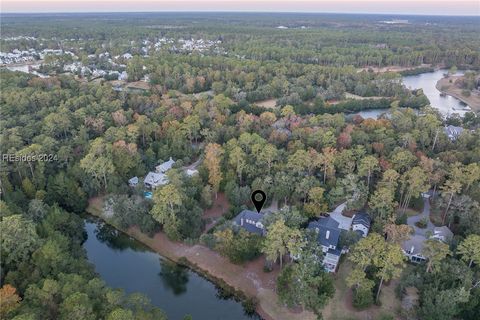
<box><xmin>1</xmin><ymin>10</ymin><xmax>479</xmax><ymax>17</ymax></box>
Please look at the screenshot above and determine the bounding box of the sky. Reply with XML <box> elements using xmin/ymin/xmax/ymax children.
<box><xmin>1</xmin><ymin>0</ymin><xmax>479</xmax><ymax>16</ymax></box>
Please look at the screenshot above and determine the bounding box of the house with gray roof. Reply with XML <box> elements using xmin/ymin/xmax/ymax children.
<box><xmin>431</xmin><ymin>226</ymin><xmax>453</xmax><ymax>242</ymax></box>
<box><xmin>232</xmin><ymin>210</ymin><xmax>266</xmax><ymax>236</ymax></box>
<box><xmin>402</xmin><ymin>225</ymin><xmax>453</xmax><ymax>264</ymax></box>
<box><xmin>128</xmin><ymin>176</ymin><xmax>139</xmax><ymax>187</ymax></box>
<box><xmin>144</xmin><ymin>172</ymin><xmax>168</xmax><ymax>189</ymax></box>
<box><xmin>402</xmin><ymin>234</ymin><xmax>427</xmax><ymax>263</ymax></box>
<box><xmin>352</xmin><ymin>212</ymin><xmax>372</xmax><ymax>237</ymax></box>
<box><xmin>156</xmin><ymin>157</ymin><xmax>176</xmax><ymax>173</ymax></box>
<box><xmin>307</xmin><ymin>216</ymin><xmax>342</xmax><ymax>272</ymax></box>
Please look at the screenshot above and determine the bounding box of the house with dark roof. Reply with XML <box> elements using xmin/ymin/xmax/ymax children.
<box><xmin>443</xmin><ymin>125</ymin><xmax>464</xmax><ymax>141</ymax></box>
<box><xmin>352</xmin><ymin>212</ymin><xmax>372</xmax><ymax>237</ymax></box>
<box><xmin>232</xmin><ymin>210</ymin><xmax>266</xmax><ymax>236</ymax></box>
<box><xmin>307</xmin><ymin>216</ymin><xmax>342</xmax><ymax>272</ymax></box>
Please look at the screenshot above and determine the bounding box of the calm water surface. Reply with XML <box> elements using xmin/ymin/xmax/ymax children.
<box><xmin>402</xmin><ymin>69</ymin><xmax>468</xmax><ymax>116</ymax></box>
<box><xmin>356</xmin><ymin>69</ymin><xmax>468</xmax><ymax>119</ymax></box>
<box><xmin>83</xmin><ymin>218</ymin><xmax>257</xmax><ymax>320</ymax></box>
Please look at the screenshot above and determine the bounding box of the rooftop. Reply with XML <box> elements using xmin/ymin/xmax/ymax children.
<box><xmin>307</xmin><ymin>216</ymin><xmax>341</xmax><ymax>248</ymax></box>
<box><xmin>233</xmin><ymin>209</ymin><xmax>265</xmax><ymax>235</ymax></box>
<box><xmin>352</xmin><ymin>212</ymin><xmax>371</xmax><ymax>228</ymax></box>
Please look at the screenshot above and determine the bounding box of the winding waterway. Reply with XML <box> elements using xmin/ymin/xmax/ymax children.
<box><xmin>83</xmin><ymin>218</ymin><xmax>257</xmax><ymax>320</ymax></box>
<box><xmin>356</xmin><ymin>69</ymin><xmax>469</xmax><ymax>119</ymax></box>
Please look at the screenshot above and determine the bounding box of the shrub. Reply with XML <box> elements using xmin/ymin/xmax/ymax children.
<box><xmin>241</xmin><ymin>297</ymin><xmax>258</xmax><ymax>315</ymax></box>
<box><xmin>200</xmin><ymin>233</ymin><xmax>216</xmax><ymax>249</ymax></box>
<box><xmin>415</xmin><ymin>218</ymin><xmax>428</xmax><ymax>229</ymax></box>
<box><xmin>352</xmin><ymin>286</ymin><xmax>374</xmax><ymax>309</ymax></box>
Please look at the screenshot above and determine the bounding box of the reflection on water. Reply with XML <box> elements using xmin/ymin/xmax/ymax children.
<box><xmin>159</xmin><ymin>260</ymin><xmax>189</xmax><ymax>295</ymax></box>
<box><xmin>94</xmin><ymin>222</ymin><xmax>149</xmax><ymax>252</ymax></box>
<box><xmin>354</xmin><ymin>69</ymin><xmax>469</xmax><ymax>119</ymax></box>
<box><xmin>83</xmin><ymin>218</ymin><xmax>256</xmax><ymax>320</ymax></box>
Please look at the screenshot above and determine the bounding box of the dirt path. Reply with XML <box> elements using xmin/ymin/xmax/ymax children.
<box><xmin>87</xmin><ymin>196</ymin><xmax>317</xmax><ymax>320</ymax></box>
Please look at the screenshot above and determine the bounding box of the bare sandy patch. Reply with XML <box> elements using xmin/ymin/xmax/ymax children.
<box><xmin>255</xmin><ymin>98</ymin><xmax>278</xmax><ymax>109</ymax></box>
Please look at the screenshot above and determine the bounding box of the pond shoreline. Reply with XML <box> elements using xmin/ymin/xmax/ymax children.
<box><xmin>86</xmin><ymin>197</ymin><xmax>317</xmax><ymax>320</ymax></box>
<box><xmin>436</xmin><ymin>76</ymin><xmax>480</xmax><ymax>111</ymax></box>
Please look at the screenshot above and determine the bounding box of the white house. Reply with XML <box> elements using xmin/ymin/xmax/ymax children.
<box><xmin>128</xmin><ymin>176</ymin><xmax>139</xmax><ymax>187</ymax></box>
<box><xmin>118</xmin><ymin>71</ymin><xmax>128</xmax><ymax>81</ymax></box>
<box><xmin>156</xmin><ymin>157</ymin><xmax>175</xmax><ymax>173</ymax></box>
<box><xmin>186</xmin><ymin>169</ymin><xmax>199</xmax><ymax>176</ymax></box>
<box><xmin>122</xmin><ymin>53</ymin><xmax>133</xmax><ymax>60</ymax></box>
<box><xmin>351</xmin><ymin>212</ymin><xmax>372</xmax><ymax>237</ymax></box>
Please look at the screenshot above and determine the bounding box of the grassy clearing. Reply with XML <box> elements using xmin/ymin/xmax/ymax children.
<box><xmin>322</xmin><ymin>259</ymin><xmax>401</xmax><ymax>320</ymax></box>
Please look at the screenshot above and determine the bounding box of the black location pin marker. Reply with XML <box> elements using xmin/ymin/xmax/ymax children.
<box><xmin>251</xmin><ymin>190</ymin><xmax>266</xmax><ymax>213</ymax></box>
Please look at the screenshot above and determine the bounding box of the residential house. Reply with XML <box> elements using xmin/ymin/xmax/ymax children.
<box><xmin>307</xmin><ymin>217</ymin><xmax>342</xmax><ymax>272</ymax></box>
<box><xmin>352</xmin><ymin>212</ymin><xmax>372</xmax><ymax>237</ymax></box>
<box><xmin>431</xmin><ymin>226</ymin><xmax>453</xmax><ymax>242</ymax></box>
<box><xmin>142</xmin><ymin>158</ymin><xmax>176</xmax><ymax>189</ymax></box>
<box><xmin>118</xmin><ymin>71</ymin><xmax>128</xmax><ymax>81</ymax></box>
<box><xmin>156</xmin><ymin>157</ymin><xmax>175</xmax><ymax>173</ymax></box>
<box><xmin>402</xmin><ymin>226</ymin><xmax>453</xmax><ymax>263</ymax></box>
<box><xmin>122</xmin><ymin>53</ymin><xmax>133</xmax><ymax>60</ymax></box>
<box><xmin>443</xmin><ymin>125</ymin><xmax>464</xmax><ymax>141</ymax></box>
<box><xmin>232</xmin><ymin>209</ymin><xmax>266</xmax><ymax>236</ymax></box>
<box><xmin>186</xmin><ymin>169</ymin><xmax>199</xmax><ymax>176</ymax></box>
<box><xmin>144</xmin><ymin>172</ymin><xmax>168</xmax><ymax>189</ymax></box>
<box><xmin>402</xmin><ymin>235</ymin><xmax>427</xmax><ymax>263</ymax></box>
<box><xmin>128</xmin><ymin>176</ymin><xmax>139</xmax><ymax>187</ymax></box>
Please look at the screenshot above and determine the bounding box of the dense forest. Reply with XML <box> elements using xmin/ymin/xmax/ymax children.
<box><xmin>1</xmin><ymin>13</ymin><xmax>480</xmax><ymax>320</ymax></box>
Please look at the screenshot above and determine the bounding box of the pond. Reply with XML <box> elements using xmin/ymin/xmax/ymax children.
<box><xmin>83</xmin><ymin>218</ymin><xmax>258</xmax><ymax>320</ymax></box>
<box><xmin>402</xmin><ymin>69</ymin><xmax>468</xmax><ymax>116</ymax></box>
<box><xmin>354</xmin><ymin>69</ymin><xmax>469</xmax><ymax>119</ymax></box>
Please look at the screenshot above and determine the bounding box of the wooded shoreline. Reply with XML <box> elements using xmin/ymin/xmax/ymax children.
<box><xmin>86</xmin><ymin>198</ymin><xmax>317</xmax><ymax>320</ymax></box>
<box><xmin>436</xmin><ymin>76</ymin><xmax>480</xmax><ymax>111</ymax></box>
